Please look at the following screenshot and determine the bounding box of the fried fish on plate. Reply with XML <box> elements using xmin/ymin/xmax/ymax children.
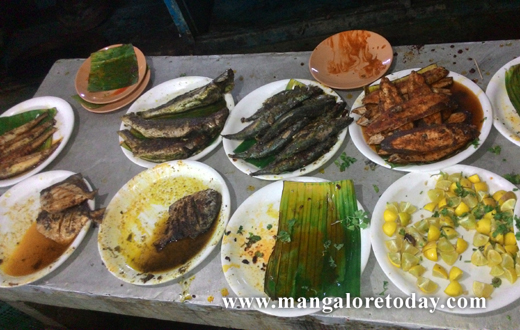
<box><xmin>40</xmin><ymin>173</ymin><xmax>97</xmax><ymax>213</ymax></box>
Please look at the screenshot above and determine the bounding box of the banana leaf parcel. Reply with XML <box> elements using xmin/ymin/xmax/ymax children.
<box><xmin>264</xmin><ymin>180</ymin><xmax>361</xmax><ymax>299</ymax></box>
<box><xmin>87</xmin><ymin>44</ymin><xmax>138</xmax><ymax>92</ymax></box>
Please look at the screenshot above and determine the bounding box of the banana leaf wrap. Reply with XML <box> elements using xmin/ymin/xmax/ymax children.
<box><xmin>87</xmin><ymin>44</ymin><xmax>138</xmax><ymax>92</ymax></box>
<box><xmin>505</xmin><ymin>64</ymin><xmax>520</xmax><ymax>116</ymax></box>
<box><xmin>264</xmin><ymin>180</ymin><xmax>361</xmax><ymax>300</ymax></box>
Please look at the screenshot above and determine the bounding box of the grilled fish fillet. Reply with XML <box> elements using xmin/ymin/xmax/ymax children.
<box><xmin>40</xmin><ymin>173</ymin><xmax>97</xmax><ymax>214</ymax></box>
<box><xmin>380</xmin><ymin>123</ymin><xmax>480</xmax><ymax>155</ymax></box>
<box><xmin>36</xmin><ymin>202</ymin><xmax>105</xmax><ymax>244</ymax></box>
<box><xmin>387</xmin><ymin>142</ymin><xmax>470</xmax><ymax>164</ymax></box>
<box><xmin>122</xmin><ymin>106</ymin><xmax>229</xmax><ymax>138</ymax></box>
<box><xmin>0</xmin><ymin>142</ymin><xmax>59</xmax><ymax>180</ymax></box>
<box><xmin>154</xmin><ymin>189</ymin><xmax>222</xmax><ymax>251</ymax></box>
<box><xmin>0</xmin><ymin>111</ymin><xmax>49</xmax><ymax>148</ymax></box>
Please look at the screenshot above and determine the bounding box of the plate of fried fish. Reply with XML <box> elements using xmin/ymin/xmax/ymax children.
<box><xmin>118</xmin><ymin>69</ymin><xmax>235</xmax><ymax>168</ymax></box>
<box><xmin>98</xmin><ymin>160</ymin><xmax>230</xmax><ymax>285</ymax></box>
<box><xmin>0</xmin><ymin>96</ymin><xmax>74</xmax><ymax>187</ymax></box>
<box><xmin>349</xmin><ymin>66</ymin><xmax>493</xmax><ymax>172</ymax></box>
<box><xmin>221</xmin><ymin>79</ymin><xmax>351</xmax><ymax>180</ymax></box>
<box><xmin>0</xmin><ymin>171</ymin><xmax>102</xmax><ymax>287</ymax></box>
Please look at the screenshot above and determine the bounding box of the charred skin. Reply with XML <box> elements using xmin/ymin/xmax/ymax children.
<box><xmin>118</xmin><ymin>130</ymin><xmax>212</xmax><ymax>162</ymax></box>
<box><xmin>138</xmin><ymin>69</ymin><xmax>234</xmax><ymax>119</ymax></box>
<box><xmin>380</xmin><ymin>123</ymin><xmax>480</xmax><ymax>155</ymax></box>
<box><xmin>0</xmin><ymin>111</ymin><xmax>49</xmax><ymax>148</ymax></box>
<box><xmin>0</xmin><ymin>142</ymin><xmax>59</xmax><ymax>180</ymax></box>
<box><xmin>250</xmin><ymin>137</ymin><xmax>337</xmax><ymax>176</ymax></box>
<box><xmin>122</xmin><ymin>106</ymin><xmax>229</xmax><ymax>139</ymax></box>
<box><xmin>40</xmin><ymin>173</ymin><xmax>98</xmax><ymax>214</ymax></box>
<box><xmin>154</xmin><ymin>189</ymin><xmax>222</xmax><ymax>251</ymax></box>
<box><xmin>387</xmin><ymin>141</ymin><xmax>471</xmax><ymax>164</ymax></box>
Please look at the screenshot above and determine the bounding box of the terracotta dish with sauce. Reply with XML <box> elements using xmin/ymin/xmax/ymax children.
<box><xmin>309</xmin><ymin>30</ymin><xmax>393</xmax><ymax>89</ymax></box>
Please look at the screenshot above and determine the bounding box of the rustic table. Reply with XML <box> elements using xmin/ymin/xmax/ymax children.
<box><xmin>1</xmin><ymin>40</ymin><xmax>519</xmax><ymax>330</ymax></box>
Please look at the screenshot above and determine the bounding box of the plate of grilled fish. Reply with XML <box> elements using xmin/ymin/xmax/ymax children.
<box><xmin>0</xmin><ymin>171</ymin><xmax>103</xmax><ymax>287</ymax></box>
<box><xmin>486</xmin><ymin>57</ymin><xmax>520</xmax><ymax>147</ymax></box>
<box><xmin>118</xmin><ymin>69</ymin><xmax>235</xmax><ymax>168</ymax></box>
<box><xmin>221</xmin><ymin>79</ymin><xmax>352</xmax><ymax>180</ymax></box>
<box><xmin>98</xmin><ymin>160</ymin><xmax>230</xmax><ymax>285</ymax></box>
<box><xmin>221</xmin><ymin>176</ymin><xmax>371</xmax><ymax>317</ymax></box>
<box><xmin>0</xmin><ymin>96</ymin><xmax>74</xmax><ymax>187</ymax></box>
<box><xmin>350</xmin><ymin>65</ymin><xmax>493</xmax><ymax>172</ymax></box>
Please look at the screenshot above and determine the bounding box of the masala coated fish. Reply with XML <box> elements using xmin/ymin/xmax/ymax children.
<box><xmin>1</xmin><ymin>124</ymin><xmax>56</xmax><ymax>162</ymax></box>
<box><xmin>118</xmin><ymin>130</ymin><xmax>212</xmax><ymax>162</ymax></box>
<box><xmin>0</xmin><ymin>142</ymin><xmax>59</xmax><ymax>180</ymax></box>
<box><xmin>137</xmin><ymin>69</ymin><xmax>234</xmax><ymax>119</ymax></box>
<box><xmin>154</xmin><ymin>189</ymin><xmax>222</xmax><ymax>251</ymax></box>
<box><xmin>380</xmin><ymin>123</ymin><xmax>480</xmax><ymax>155</ymax></box>
<box><xmin>40</xmin><ymin>173</ymin><xmax>98</xmax><ymax>214</ymax></box>
<box><xmin>387</xmin><ymin>141</ymin><xmax>470</xmax><ymax>164</ymax></box>
<box><xmin>122</xmin><ymin>106</ymin><xmax>229</xmax><ymax>138</ymax></box>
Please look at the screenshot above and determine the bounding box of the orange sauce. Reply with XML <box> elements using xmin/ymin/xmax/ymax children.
<box><xmin>1</xmin><ymin>223</ymin><xmax>70</xmax><ymax>276</ymax></box>
<box><xmin>362</xmin><ymin>80</ymin><xmax>484</xmax><ymax>151</ymax></box>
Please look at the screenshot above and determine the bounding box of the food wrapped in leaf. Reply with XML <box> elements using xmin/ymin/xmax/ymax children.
<box><xmin>87</xmin><ymin>44</ymin><xmax>138</xmax><ymax>92</ymax></box>
<box><xmin>264</xmin><ymin>180</ymin><xmax>362</xmax><ymax>300</ymax></box>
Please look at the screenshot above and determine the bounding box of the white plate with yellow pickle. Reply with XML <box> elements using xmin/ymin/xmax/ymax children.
<box><xmin>221</xmin><ymin>177</ymin><xmax>371</xmax><ymax>317</ymax></box>
<box><xmin>371</xmin><ymin>164</ymin><xmax>520</xmax><ymax>314</ymax></box>
<box><xmin>98</xmin><ymin>160</ymin><xmax>230</xmax><ymax>285</ymax></box>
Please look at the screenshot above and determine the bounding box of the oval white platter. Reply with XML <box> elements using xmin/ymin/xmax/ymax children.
<box><xmin>98</xmin><ymin>160</ymin><xmax>230</xmax><ymax>285</ymax></box>
<box><xmin>221</xmin><ymin>79</ymin><xmax>347</xmax><ymax>180</ymax></box>
<box><xmin>221</xmin><ymin>176</ymin><xmax>371</xmax><ymax>317</ymax></box>
<box><xmin>119</xmin><ymin>76</ymin><xmax>235</xmax><ymax>168</ymax></box>
<box><xmin>0</xmin><ymin>170</ymin><xmax>93</xmax><ymax>287</ymax></box>
<box><xmin>0</xmin><ymin>96</ymin><xmax>74</xmax><ymax>187</ymax></box>
<box><xmin>349</xmin><ymin>69</ymin><xmax>493</xmax><ymax>172</ymax></box>
<box><xmin>371</xmin><ymin>164</ymin><xmax>520</xmax><ymax>314</ymax></box>
<box><xmin>486</xmin><ymin>57</ymin><xmax>520</xmax><ymax>147</ymax></box>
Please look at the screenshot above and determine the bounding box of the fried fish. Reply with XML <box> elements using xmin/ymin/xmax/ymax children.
<box><xmin>40</xmin><ymin>173</ymin><xmax>98</xmax><ymax>214</ymax></box>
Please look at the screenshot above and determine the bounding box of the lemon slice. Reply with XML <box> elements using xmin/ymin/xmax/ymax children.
<box><xmin>409</xmin><ymin>265</ymin><xmax>426</xmax><ymax>278</ymax></box>
<box><xmin>471</xmin><ymin>249</ymin><xmax>488</xmax><ymax>266</ymax></box>
<box><xmin>383</xmin><ymin>209</ymin><xmax>398</xmax><ymax>222</ymax></box>
<box><xmin>473</xmin><ymin>182</ymin><xmax>488</xmax><ymax>193</ymax></box>
<box><xmin>473</xmin><ymin>281</ymin><xmax>494</xmax><ymax>298</ymax></box>
<box><xmin>460</xmin><ymin>177</ymin><xmax>472</xmax><ymax>188</ymax></box>
<box><xmin>440</xmin><ymin>250</ymin><xmax>459</xmax><ymax>266</ymax></box>
<box><xmin>402</xmin><ymin>240</ymin><xmax>420</xmax><ymax>255</ymax></box>
<box><xmin>432</xmin><ymin>263</ymin><xmax>449</xmax><ymax>279</ymax></box>
<box><xmin>468</xmin><ymin>174</ymin><xmax>480</xmax><ymax>183</ymax></box>
<box><xmin>437</xmin><ymin>237</ymin><xmax>455</xmax><ymax>252</ymax></box>
<box><xmin>423</xmin><ymin>247</ymin><xmax>438</xmax><ymax>262</ymax></box>
<box><xmin>448</xmin><ymin>173</ymin><xmax>462</xmax><ymax>182</ymax></box>
<box><xmin>398</xmin><ymin>212</ymin><xmax>411</xmax><ymax>227</ymax></box>
<box><xmin>400</xmin><ymin>201</ymin><xmax>417</xmax><ymax>214</ymax></box>
<box><xmin>501</xmin><ymin>254</ymin><xmax>515</xmax><ymax>269</ymax></box>
<box><xmin>447</xmin><ymin>196</ymin><xmax>461</xmax><ymax>208</ymax></box>
<box><xmin>385</xmin><ymin>239</ymin><xmax>403</xmax><ymax>252</ymax></box>
<box><xmin>498</xmin><ymin>191</ymin><xmax>517</xmax><ymax>206</ymax></box>
<box><xmin>436</xmin><ymin>179</ymin><xmax>453</xmax><ymax>192</ymax></box>
<box><xmin>439</xmin><ymin>216</ymin><xmax>455</xmax><ymax>227</ymax></box>
<box><xmin>442</xmin><ymin>227</ymin><xmax>459</xmax><ymax>239</ymax></box>
<box><xmin>505</xmin><ymin>232</ymin><xmax>517</xmax><ymax>246</ymax></box>
<box><xmin>388</xmin><ymin>252</ymin><xmax>401</xmax><ymax>268</ymax></box>
<box><xmin>458</xmin><ymin>214</ymin><xmax>476</xmax><ymax>230</ymax></box>
<box><xmin>455</xmin><ymin>201</ymin><xmax>470</xmax><ymax>216</ymax></box>
<box><xmin>503</xmin><ymin>268</ymin><xmax>518</xmax><ymax>284</ymax></box>
<box><xmin>402</xmin><ymin>252</ymin><xmax>420</xmax><ymax>272</ymax></box>
<box><xmin>493</xmin><ymin>190</ymin><xmax>507</xmax><ymax>202</ymax></box>
<box><xmin>386</xmin><ymin>202</ymin><xmax>399</xmax><ymax>213</ymax></box>
<box><xmin>428</xmin><ymin>225</ymin><xmax>441</xmax><ymax>242</ymax></box>
<box><xmin>501</xmin><ymin>199</ymin><xmax>517</xmax><ymax>212</ymax></box>
<box><xmin>444</xmin><ymin>280</ymin><xmax>464</xmax><ymax>297</ymax></box>
<box><xmin>505</xmin><ymin>244</ymin><xmax>519</xmax><ymax>255</ymax></box>
<box><xmin>489</xmin><ymin>265</ymin><xmax>505</xmax><ymax>277</ymax></box>
<box><xmin>473</xmin><ymin>232</ymin><xmax>490</xmax><ymax>247</ymax></box>
<box><xmin>487</xmin><ymin>250</ymin><xmax>503</xmax><ymax>266</ymax></box>
<box><xmin>382</xmin><ymin>222</ymin><xmax>398</xmax><ymax>237</ymax></box>
<box><xmin>455</xmin><ymin>238</ymin><xmax>469</xmax><ymax>254</ymax></box>
<box><xmin>476</xmin><ymin>218</ymin><xmax>491</xmax><ymax>235</ymax></box>
<box><xmin>427</xmin><ymin>188</ymin><xmax>444</xmax><ymax>203</ymax></box>
<box><xmin>417</xmin><ymin>277</ymin><xmax>438</xmax><ymax>294</ymax></box>
<box><xmin>449</xmin><ymin>266</ymin><xmax>463</xmax><ymax>281</ymax></box>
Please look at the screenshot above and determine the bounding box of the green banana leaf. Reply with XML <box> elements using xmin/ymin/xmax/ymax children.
<box><xmin>505</xmin><ymin>64</ymin><xmax>520</xmax><ymax>116</ymax></box>
<box><xmin>0</xmin><ymin>108</ymin><xmax>57</xmax><ymax>136</ymax></box>
<box><xmin>87</xmin><ymin>44</ymin><xmax>138</xmax><ymax>92</ymax></box>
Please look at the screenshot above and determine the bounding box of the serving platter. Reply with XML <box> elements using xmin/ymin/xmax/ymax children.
<box><xmin>79</xmin><ymin>67</ymin><xmax>151</xmax><ymax>113</ymax></box>
<box><xmin>349</xmin><ymin>69</ymin><xmax>493</xmax><ymax>172</ymax></box>
<box><xmin>371</xmin><ymin>164</ymin><xmax>520</xmax><ymax>314</ymax></box>
<box><xmin>486</xmin><ymin>57</ymin><xmax>520</xmax><ymax>147</ymax></box>
<box><xmin>221</xmin><ymin>177</ymin><xmax>371</xmax><ymax>317</ymax></box>
<box><xmin>309</xmin><ymin>30</ymin><xmax>393</xmax><ymax>90</ymax></box>
<box><xmin>119</xmin><ymin>76</ymin><xmax>235</xmax><ymax>168</ymax></box>
<box><xmin>98</xmin><ymin>160</ymin><xmax>231</xmax><ymax>285</ymax></box>
<box><xmin>75</xmin><ymin>44</ymin><xmax>147</xmax><ymax>104</ymax></box>
<box><xmin>221</xmin><ymin>79</ymin><xmax>347</xmax><ymax>180</ymax></box>
<box><xmin>0</xmin><ymin>170</ymin><xmax>93</xmax><ymax>287</ymax></box>
<box><xmin>0</xmin><ymin>96</ymin><xmax>74</xmax><ymax>187</ymax></box>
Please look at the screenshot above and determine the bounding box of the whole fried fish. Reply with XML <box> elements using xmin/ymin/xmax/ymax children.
<box><xmin>0</xmin><ymin>142</ymin><xmax>59</xmax><ymax>180</ymax></box>
<box><xmin>137</xmin><ymin>69</ymin><xmax>234</xmax><ymax>119</ymax></box>
<box><xmin>122</xmin><ymin>106</ymin><xmax>229</xmax><ymax>139</ymax></box>
<box><xmin>154</xmin><ymin>189</ymin><xmax>222</xmax><ymax>251</ymax></box>
<box><xmin>36</xmin><ymin>202</ymin><xmax>105</xmax><ymax>244</ymax></box>
<box><xmin>0</xmin><ymin>111</ymin><xmax>49</xmax><ymax>148</ymax></box>
<box><xmin>40</xmin><ymin>173</ymin><xmax>98</xmax><ymax>213</ymax></box>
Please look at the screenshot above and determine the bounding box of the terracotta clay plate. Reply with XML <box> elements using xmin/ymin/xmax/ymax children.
<box><xmin>75</xmin><ymin>44</ymin><xmax>147</xmax><ymax>104</ymax></box>
<box><xmin>309</xmin><ymin>30</ymin><xmax>393</xmax><ymax>90</ymax></box>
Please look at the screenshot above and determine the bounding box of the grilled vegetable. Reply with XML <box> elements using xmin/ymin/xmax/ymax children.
<box><xmin>264</xmin><ymin>180</ymin><xmax>361</xmax><ymax>299</ymax></box>
<box><xmin>505</xmin><ymin>64</ymin><xmax>520</xmax><ymax>116</ymax></box>
<box><xmin>138</xmin><ymin>69</ymin><xmax>234</xmax><ymax>118</ymax></box>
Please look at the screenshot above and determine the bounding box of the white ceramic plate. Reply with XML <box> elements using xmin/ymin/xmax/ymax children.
<box><xmin>119</xmin><ymin>76</ymin><xmax>235</xmax><ymax>168</ymax></box>
<box><xmin>98</xmin><ymin>160</ymin><xmax>231</xmax><ymax>285</ymax></box>
<box><xmin>349</xmin><ymin>69</ymin><xmax>493</xmax><ymax>172</ymax></box>
<box><xmin>75</xmin><ymin>44</ymin><xmax>147</xmax><ymax>104</ymax></box>
<box><xmin>0</xmin><ymin>96</ymin><xmax>74</xmax><ymax>187</ymax></box>
<box><xmin>309</xmin><ymin>30</ymin><xmax>393</xmax><ymax>90</ymax></box>
<box><xmin>221</xmin><ymin>177</ymin><xmax>371</xmax><ymax>317</ymax></box>
<box><xmin>221</xmin><ymin>79</ymin><xmax>347</xmax><ymax>180</ymax></box>
<box><xmin>371</xmin><ymin>164</ymin><xmax>520</xmax><ymax>314</ymax></box>
<box><xmin>0</xmin><ymin>170</ymin><xmax>93</xmax><ymax>287</ymax></box>
<box><xmin>486</xmin><ymin>57</ymin><xmax>520</xmax><ymax>147</ymax></box>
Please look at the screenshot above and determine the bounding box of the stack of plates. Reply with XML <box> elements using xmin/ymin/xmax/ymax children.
<box><xmin>74</xmin><ymin>44</ymin><xmax>150</xmax><ymax>113</ymax></box>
